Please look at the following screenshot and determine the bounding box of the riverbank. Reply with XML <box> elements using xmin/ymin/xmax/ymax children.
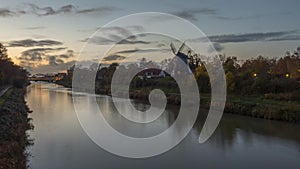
<box><xmin>55</xmin><ymin>80</ymin><xmax>300</xmax><ymax>122</ymax></box>
<box><xmin>0</xmin><ymin>88</ymin><xmax>32</xmax><ymax>169</ymax></box>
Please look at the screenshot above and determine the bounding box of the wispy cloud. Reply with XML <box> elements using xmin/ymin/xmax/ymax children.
<box><xmin>0</xmin><ymin>4</ymin><xmax>119</xmax><ymax>17</ymax></box>
<box><xmin>115</xmin><ymin>48</ymin><xmax>170</xmax><ymax>55</ymax></box>
<box><xmin>82</xmin><ymin>26</ymin><xmax>151</xmax><ymax>45</ymax></box>
<box><xmin>207</xmin><ymin>30</ymin><xmax>299</xmax><ymax>43</ymax></box>
<box><xmin>23</xmin><ymin>26</ymin><xmax>46</xmax><ymax>30</ymax></box>
<box><xmin>103</xmin><ymin>54</ymin><xmax>126</xmax><ymax>61</ymax></box>
<box><xmin>0</xmin><ymin>8</ymin><xmax>16</xmax><ymax>17</ymax></box>
<box><xmin>187</xmin><ymin>30</ymin><xmax>300</xmax><ymax>52</ymax></box>
<box><xmin>7</xmin><ymin>39</ymin><xmax>63</xmax><ymax>47</ymax></box>
<box><xmin>173</xmin><ymin>8</ymin><xmax>217</xmax><ymax>21</ymax></box>
<box><xmin>147</xmin><ymin>7</ymin><xmax>261</xmax><ymax>22</ymax></box>
<box><xmin>77</xmin><ymin>6</ymin><xmax>119</xmax><ymax>14</ymax></box>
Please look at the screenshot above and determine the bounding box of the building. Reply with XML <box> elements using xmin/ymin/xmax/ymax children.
<box><xmin>54</xmin><ymin>73</ymin><xmax>67</xmax><ymax>81</ymax></box>
<box><xmin>137</xmin><ymin>68</ymin><xmax>168</xmax><ymax>79</ymax></box>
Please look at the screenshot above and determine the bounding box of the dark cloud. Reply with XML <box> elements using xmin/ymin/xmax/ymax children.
<box><xmin>267</xmin><ymin>35</ymin><xmax>300</xmax><ymax>41</ymax></box>
<box><xmin>147</xmin><ymin>8</ymin><xmax>261</xmax><ymax>22</ymax></box>
<box><xmin>214</xmin><ymin>14</ymin><xmax>262</xmax><ymax>21</ymax></box>
<box><xmin>57</xmin><ymin>5</ymin><xmax>76</xmax><ymax>14</ymax></box>
<box><xmin>83</xmin><ymin>26</ymin><xmax>151</xmax><ymax>45</ymax></box>
<box><xmin>0</xmin><ymin>8</ymin><xmax>16</xmax><ymax>17</ymax></box>
<box><xmin>17</xmin><ymin>47</ymin><xmax>75</xmax><ymax>72</ymax></box>
<box><xmin>77</xmin><ymin>6</ymin><xmax>119</xmax><ymax>14</ymax></box>
<box><xmin>207</xmin><ymin>30</ymin><xmax>298</xmax><ymax>43</ymax></box>
<box><xmin>59</xmin><ymin>50</ymin><xmax>74</xmax><ymax>59</ymax></box>
<box><xmin>118</xmin><ymin>39</ymin><xmax>150</xmax><ymax>45</ymax></box>
<box><xmin>27</xmin><ymin>3</ymin><xmax>58</xmax><ymax>16</ymax></box>
<box><xmin>0</xmin><ymin>4</ymin><xmax>118</xmax><ymax>18</ymax></box>
<box><xmin>173</xmin><ymin>8</ymin><xmax>217</xmax><ymax>21</ymax></box>
<box><xmin>115</xmin><ymin>48</ymin><xmax>169</xmax><ymax>55</ymax></box>
<box><xmin>8</xmin><ymin>39</ymin><xmax>63</xmax><ymax>47</ymax></box>
<box><xmin>18</xmin><ymin>47</ymin><xmax>66</xmax><ymax>61</ymax></box>
<box><xmin>48</xmin><ymin>55</ymin><xmax>64</xmax><ymax>65</ymax></box>
<box><xmin>0</xmin><ymin>4</ymin><xmax>119</xmax><ymax>17</ymax></box>
<box><xmin>99</xmin><ymin>26</ymin><xmax>133</xmax><ymax>37</ymax></box>
<box><xmin>103</xmin><ymin>55</ymin><xmax>125</xmax><ymax>61</ymax></box>
<box><xmin>188</xmin><ymin>30</ymin><xmax>300</xmax><ymax>44</ymax></box>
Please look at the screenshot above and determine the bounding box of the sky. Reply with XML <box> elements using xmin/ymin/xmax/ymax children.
<box><xmin>0</xmin><ymin>0</ymin><xmax>300</xmax><ymax>73</ymax></box>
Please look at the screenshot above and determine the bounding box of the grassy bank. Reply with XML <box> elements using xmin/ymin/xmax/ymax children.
<box><xmin>56</xmin><ymin>80</ymin><xmax>300</xmax><ymax>122</ymax></box>
<box><xmin>224</xmin><ymin>94</ymin><xmax>300</xmax><ymax>122</ymax></box>
<box><xmin>96</xmin><ymin>88</ymin><xmax>300</xmax><ymax>122</ymax></box>
<box><xmin>0</xmin><ymin>88</ymin><xmax>32</xmax><ymax>169</ymax></box>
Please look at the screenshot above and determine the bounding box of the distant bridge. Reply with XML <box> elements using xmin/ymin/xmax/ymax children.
<box><xmin>28</xmin><ymin>76</ymin><xmax>56</xmax><ymax>82</ymax></box>
<box><xmin>28</xmin><ymin>73</ymin><xmax>66</xmax><ymax>82</ymax></box>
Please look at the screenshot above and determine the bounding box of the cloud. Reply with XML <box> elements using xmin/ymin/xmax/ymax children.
<box><xmin>27</xmin><ymin>3</ymin><xmax>58</xmax><ymax>16</ymax></box>
<box><xmin>214</xmin><ymin>14</ymin><xmax>262</xmax><ymax>21</ymax></box>
<box><xmin>0</xmin><ymin>8</ymin><xmax>16</xmax><ymax>17</ymax></box>
<box><xmin>0</xmin><ymin>4</ymin><xmax>119</xmax><ymax>17</ymax></box>
<box><xmin>103</xmin><ymin>54</ymin><xmax>125</xmax><ymax>61</ymax></box>
<box><xmin>18</xmin><ymin>47</ymin><xmax>66</xmax><ymax>61</ymax></box>
<box><xmin>115</xmin><ymin>48</ymin><xmax>170</xmax><ymax>55</ymax></box>
<box><xmin>17</xmin><ymin>47</ymin><xmax>75</xmax><ymax>73</ymax></box>
<box><xmin>207</xmin><ymin>30</ymin><xmax>299</xmax><ymax>43</ymax></box>
<box><xmin>127</xmin><ymin>25</ymin><xmax>145</xmax><ymax>32</ymax></box>
<box><xmin>27</xmin><ymin>4</ymin><xmax>118</xmax><ymax>16</ymax></box>
<box><xmin>8</xmin><ymin>39</ymin><xmax>63</xmax><ymax>47</ymax></box>
<box><xmin>32</xmin><ymin>60</ymin><xmax>76</xmax><ymax>74</ymax></box>
<box><xmin>77</xmin><ymin>6</ymin><xmax>119</xmax><ymax>14</ymax></box>
<box><xmin>99</xmin><ymin>26</ymin><xmax>133</xmax><ymax>37</ymax></box>
<box><xmin>118</xmin><ymin>39</ymin><xmax>150</xmax><ymax>45</ymax></box>
<box><xmin>82</xmin><ymin>26</ymin><xmax>151</xmax><ymax>45</ymax></box>
<box><xmin>147</xmin><ymin>8</ymin><xmax>261</xmax><ymax>22</ymax></box>
<box><xmin>173</xmin><ymin>8</ymin><xmax>217</xmax><ymax>21</ymax></box>
<box><xmin>211</xmin><ymin>43</ymin><xmax>224</xmax><ymax>52</ymax></box>
<box><xmin>267</xmin><ymin>35</ymin><xmax>300</xmax><ymax>41</ymax></box>
<box><xmin>23</xmin><ymin>26</ymin><xmax>46</xmax><ymax>30</ymax></box>
<box><xmin>47</xmin><ymin>55</ymin><xmax>65</xmax><ymax>65</ymax></box>
<box><xmin>59</xmin><ymin>50</ymin><xmax>74</xmax><ymax>59</ymax></box>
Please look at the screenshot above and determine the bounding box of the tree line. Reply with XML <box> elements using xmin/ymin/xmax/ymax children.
<box><xmin>0</xmin><ymin>43</ymin><xmax>29</xmax><ymax>88</ymax></box>
<box><xmin>60</xmin><ymin>47</ymin><xmax>300</xmax><ymax>100</ymax></box>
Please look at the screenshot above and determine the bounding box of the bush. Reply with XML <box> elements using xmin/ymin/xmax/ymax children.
<box><xmin>13</xmin><ymin>78</ymin><xmax>26</xmax><ymax>88</ymax></box>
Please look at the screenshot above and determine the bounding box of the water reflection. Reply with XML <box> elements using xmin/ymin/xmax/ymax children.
<box><xmin>27</xmin><ymin>82</ymin><xmax>300</xmax><ymax>169</ymax></box>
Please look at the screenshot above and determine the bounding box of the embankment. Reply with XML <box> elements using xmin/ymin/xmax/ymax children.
<box><xmin>0</xmin><ymin>88</ymin><xmax>32</xmax><ymax>169</ymax></box>
<box><xmin>56</xmin><ymin>81</ymin><xmax>300</xmax><ymax>122</ymax></box>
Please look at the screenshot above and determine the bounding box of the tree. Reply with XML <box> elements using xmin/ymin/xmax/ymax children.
<box><xmin>0</xmin><ymin>43</ymin><xmax>28</xmax><ymax>87</ymax></box>
<box><xmin>0</xmin><ymin>43</ymin><xmax>8</xmax><ymax>60</ymax></box>
<box><xmin>194</xmin><ymin>65</ymin><xmax>210</xmax><ymax>93</ymax></box>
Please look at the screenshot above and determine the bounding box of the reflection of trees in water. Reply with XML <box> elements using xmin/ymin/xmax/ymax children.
<box><xmin>193</xmin><ymin>112</ymin><xmax>300</xmax><ymax>152</ymax></box>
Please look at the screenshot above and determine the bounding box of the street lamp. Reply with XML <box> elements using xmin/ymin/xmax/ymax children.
<box><xmin>285</xmin><ymin>73</ymin><xmax>289</xmax><ymax>78</ymax></box>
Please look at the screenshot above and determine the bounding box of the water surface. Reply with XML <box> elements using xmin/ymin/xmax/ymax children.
<box><xmin>26</xmin><ymin>83</ymin><xmax>300</xmax><ymax>169</ymax></box>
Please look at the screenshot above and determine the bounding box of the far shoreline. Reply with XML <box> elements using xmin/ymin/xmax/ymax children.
<box><xmin>52</xmin><ymin>80</ymin><xmax>300</xmax><ymax>123</ymax></box>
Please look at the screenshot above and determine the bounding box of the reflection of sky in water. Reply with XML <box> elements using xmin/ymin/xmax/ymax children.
<box><xmin>26</xmin><ymin>83</ymin><xmax>300</xmax><ymax>169</ymax></box>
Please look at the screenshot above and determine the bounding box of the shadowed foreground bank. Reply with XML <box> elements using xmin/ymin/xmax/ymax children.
<box><xmin>0</xmin><ymin>88</ymin><xmax>32</xmax><ymax>169</ymax></box>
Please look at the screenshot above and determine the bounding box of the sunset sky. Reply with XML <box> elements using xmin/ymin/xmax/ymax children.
<box><xmin>1</xmin><ymin>0</ymin><xmax>300</xmax><ymax>73</ymax></box>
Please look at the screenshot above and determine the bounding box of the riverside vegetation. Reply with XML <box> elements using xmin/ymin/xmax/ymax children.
<box><xmin>57</xmin><ymin>47</ymin><xmax>300</xmax><ymax>122</ymax></box>
<box><xmin>0</xmin><ymin>43</ymin><xmax>31</xmax><ymax>169</ymax></box>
